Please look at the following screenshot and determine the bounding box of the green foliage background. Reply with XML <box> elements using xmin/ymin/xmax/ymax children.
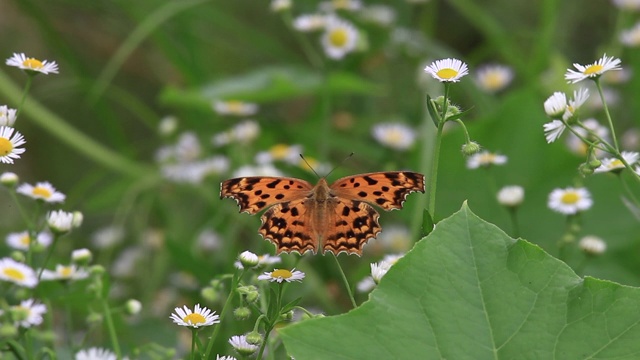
<box><xmin>1</xmin><ymin>0</ymin><xmax>640</xmax><ymax>357</ymax></box>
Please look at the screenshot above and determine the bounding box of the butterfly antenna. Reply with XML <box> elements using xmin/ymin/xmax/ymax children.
<box><xmin>299</xmin><ymin>154</ymin><xmax>321</xmax><ymax>178</ymax></box>
<box><xmin>324</xmin><ymin>152</ymin><xmax>354</xmax><ymax>178</ymax></box>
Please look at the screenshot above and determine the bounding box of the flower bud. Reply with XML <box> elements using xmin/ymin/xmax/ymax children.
<box><xmin>233</xmin><ymin>306</ymin><xmax>252</xmax><ymax>320</ymax></box>
<box><xmin>201</xmin><ymin>286</ymin><xmax>220</xmax><ymax>303</ymax></box>
<box><xmin>72</xmin><ymin>248</ymin><xmax>92</xmax><ymax>264</ymax></box>
<box><xmin>461</xmin><ymin>141</ymin><xmax>481</xmax><ymax>156</ymax></box>
<box><xmin>0</xmin><ymin>172</ymin><xmax>18</xmax><ymax>187</ymax></box>
<box><xmin>125</xmin><ymin>299</ymin><xmax>142</xmax><ymax>315</ymax></box>
<box><xmin>238</xmin><ymin>251</ymin><xmax>259</xmax><ymax>268</ymax></box>
<box><xmin>245</xmin><ymin>331</ymin><xmax>263</xmax><ymax>346</ymax></box>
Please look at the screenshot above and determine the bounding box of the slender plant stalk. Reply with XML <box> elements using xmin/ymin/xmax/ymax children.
<box><xmin>204</xmin><ymin>270</ymin><xmax>244</xmax><ymax>359</ymax></box>
<box><xmin>330</xmin><ymin>254</ymin><xmax>357</xmax><ymax>308</ymax></box>
<box><xmin>101</xmin><ymin>298</ymin><xmax>122</xmax><ymax>359</ymax></box>
<box><xmin>594</xmin><ymin>78</ymin><xmax>619</xmax><ymax>150</ymax></box>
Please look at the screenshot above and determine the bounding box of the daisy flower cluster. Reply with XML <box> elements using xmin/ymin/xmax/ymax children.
<box><xmin>288</xmin><ymin>2</ymin><xmax>364</xmax><ymax>59</ymax></box>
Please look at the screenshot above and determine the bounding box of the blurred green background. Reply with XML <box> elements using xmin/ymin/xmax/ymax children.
<box><xmin>1</xmin><ymin>0</ymin><xmax>640</xmax><ymax>355</ymax></box>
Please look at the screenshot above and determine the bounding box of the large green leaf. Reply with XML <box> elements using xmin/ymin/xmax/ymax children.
<box><xmin>159</xmin><ymin>65</ymin><xmax>381</xmax><ymax>110</ymax></box>
<box><xmin>280</xmin><ymin>203</ymin><xmax>640</xmax><ymax>359</ymax></box>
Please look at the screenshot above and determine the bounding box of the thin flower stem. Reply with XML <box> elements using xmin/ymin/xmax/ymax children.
<box><xmin>454</xmin><ymin>119</ymin><xmax>471</xmax><ymax>143</ymax></box>
<box><xmin>38</xmin><ymin>235</ymin><xmax>60</xmax><ymax>280</ymax></box>
<box><xmin>16</xmin><ymin>75</ymin><xmax>32</xmax><ymax>117</ymax></box>
<box><xmin>427</xmin><ymin>83</ymin><xmax>450</xmax><ymax>218</ymax></box>
<box><xmin>190</xmin><ymin>329</ymin><xmax>196</xmax><ymax>360</ymax></box>
<box><xmin>330</xmin><ymin>253</ymin><xmax>357</xmax><ymax>308</ymax></box>
<box><xmin>204</xmin><ymin>270</ymin><xmax>244</xmax><ymax>359</ymax></box>
<box><xmin>594</xmin><ymin>78</ymin><xmax>619</xmax><ymax>150</ymax></box>
<box><xmin>101</xmin><ymin>298</ymin><xmax>122</xmax><ymax>359</ymax></box>
<box><xmin>618</xmin><ymin>173</ymin><xmax>640</xmax><ymax>209</ymax></box>
<box><xmin>508</xmin><ymin>207</ymin><xmax>520</xmax><ymax>238</ymax></box>
<box><xmin>428</xmin><ymin>121</ymin><xmax>445</xmax><ymax>217</ymax></box>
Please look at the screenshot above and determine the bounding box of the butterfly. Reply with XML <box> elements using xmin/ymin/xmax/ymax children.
<box><xmin>220</xmin><ymin>171</ymin><xmax>425</xmax><ymax>256</ymax></box>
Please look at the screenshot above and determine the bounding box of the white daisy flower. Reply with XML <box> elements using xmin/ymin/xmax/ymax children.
<box><xmin>356</xmin><ymin>276</ymin><xmax>376</xmax><ymax>293</ymax></box>
<box><xmin>424</xmin><ymin>58</ymin><xmax>469</xmax><ymax>82</ymax></box>
<box><xmin>196</xmin><ymin>229</ymin><xmax>222</xmax><ymax>252</ymax></box>
<box><xmin>91</xmin><ymin>226</ymin><xmax>125</xmax><ymax>249</ymax></box>
<box><xmin>270</xmin><ymin>0</ymin><xmax>291</xmax><ymax>12</ymax></box>
<box><xmin>213</xmin><ymin>100</ymin><xmax>258</xmax><ymax>116</ymax></box>
<box><xmin>0</xmin><ymin>105</ymin><xmax>17</xmax><ymax>127</ymax></box>
<box><xmin>543</xmin><ymin>120</ymin><xmax>566</xmax><ymax>143</ymax></box>
<box><xmin>0</xmin><ymin>126</ymin><xmax>26</xmax><ymax>164</ymax></box>
<box><xmin>171</xmin><ymin>304</ymin><xmax>219</xmax><ymax>329</ymax></box>
<box><xmin>594</xmin><ymin>151</ymin><xmax>640</xmax><ymax>173</ymax></box>
<box><xmin>10</xmin><ymin>299</ymin><xmax>47</xmax><ymax>328</ymax></box>
<box><xmin>563</xmin><ymin>88</ymin><xmax>589</xmax><ymax>121</ymax></box>
<box><xmin>579</xmin><ymin>235</ymin><xmax>607</xmax><ymax>255</ymax></box>
<box><xmin>255</xmin><ymin>144</ymin><xmax>303</xmax><ymax>165</ymax></box>
<box><xmin>372</xmin><ymin>122</ymin><xmax>416</xmax><ymax>151</ymax></box>
<box><xmin>40</xmin><ymin>264</ymin><xmax>89</xmax><ymax>281</ymax></box>
<box><xmin>319</xmin><ymin>0</ymin><xmax>362</xmax><ymax>12</ymax></box>
<box><xmin>321</xmin><ymin>17</ymin><xmax>359</xmax><ymax>59</ymax></box>
<box><xmin>6</xmin><ymin>231</ymin><xmax>53</xmax><ymax>250</ymax></box>
<box><xmin>232</xmin><ymin>164</ymin><xmax>284</xmax><ymax>177</ymax></box>
<box><xmin>366</xmin><ymin>225</ymin><xmax>411</xmax><ymax>253</ymax></box>
<box><xmin>466</xmin><ymin>150</ymin><xmax>508</xmax><ymax>169</ymax></box>
<box><xmin>359</xmin><ymin>5</ymin><xmax>396</xmax><ymax>27</ymax></box>
<box><xmin>229</xmin><ymin>335</ymin><xmax>259</xmax><ymax>355</ymax></box>
<box><xmin>370</xmin><ymin>260</ymin><xmax>393</xmax><ymax>284</ymax></box>
<box><xmin>47</xmin><ymin>210</ymin><xmax>75</xmax><ymax>234</ymax></box>
<box><xmin>474</xmin><ymin>64</ymin><xmax>514</xmax><ymax>93</ymax></box>
<box><xmin>293</xmin><ymin>14</ymin><xmax>328</xmax><ymax>32</ymax></box>
<box><xmin>0</xmin><ymin>172</ymin><xmax>19</xmax><ymax>187</ymax></box>
<box><xmin>543</xmin><ymin>92</ymin><xmax>567</xmax><ymax>118</ymax></box>
<box><xmin>497</xmin><ymin>185</ymin><xmax>524</xmax><ymax>207</ymax></box>
<box><xmin>16</xmin><ymin>181</ymin><xmax>66</xmax><ymax>203</ymax></box>
<box><xmin>231</xmin><ymin>120</ymin><xmax>260</xmax><ymax>143</ymax></box>
<box><xmin>6</xmin><ymin>53</ymin><xmax>59</xmax><ymax>75</ymax></box>
<box><xmin>0</xmin><ymin>257</ymin><xmax>38</xmax><ymax>288</ymax></box>
<box><xmin>612</xmin><ymin>0</ymin><xmax>640</xmax><ymax>10</ymax></box>
<box><xmin>75</xmin><ymin>347</ymin><xmax>117</xmax><ymax>360</ymax></box>
<box><xmin>620</xmin><ymin>22</ymin><xmax>640</xmax><ymax>47</ymax></box>
<box><xmin>217</xmin><ymin>356</ymin><xmax>237</xmax><ymax>360</ymax></box>
<box><xmin>257</xmin><ymin>268</ymin><xmax>305</xmax><ymax>283</ymax></box>
<box><xmin>548</xmin><ymin>187</ymin><xmax>593</xmax><ymax>215</ymax></box>
<box><xmin>157</xmin><ymin>115</ymin><xmax>178</xmax><ymax>136</ymax></box>
<box><xmin>565</xmin><ymin>54</ymin><xmax>622</xmax><ymax>84</ymax></box>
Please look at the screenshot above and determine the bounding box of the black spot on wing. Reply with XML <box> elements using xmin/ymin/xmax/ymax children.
<box><xmin>362</xmin><ymin>176</ymin><xmax>378</xmax><ymax>185</ymax></box>
<box><xmin>342</xmin><ymin>206</ymin><xmax>350</xmax><ymax>216</ymax></box>
<box><xmin>275</xmin><ymin>194</ymin><xmax>285</xmax><ymax>200</ymax></box>
<box><xmin>266</xmin><ymin>179</ymin><xmax>281</xmax><ymax>189</ymax></box>
<box><xmin>358</xmin><ymin>191</ymin><xmax>367</xmax><ymax>197</ymax></box>
<box><xmin>255</xmin><ymin>201</ymin><xmax>267</xmax><ymax>209</ymax></box>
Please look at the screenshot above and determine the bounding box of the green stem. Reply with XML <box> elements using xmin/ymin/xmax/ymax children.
<box><xmin>190</xmin><ymin>329</ymin><xmax>196</xmax><ymax>360</ymax></box>
<box><xmin>38</xmin><ymin>234</ymin><xmax>61</xmax><ymax>280</ymax></box>
<box><xmin>204</xmin><ymin>270</ymin><xmax>244</xmax><ymax>359</ymax></box>
<box><xmin>428</xmin><ymin>121</ymin><xmax>445</xmax><ymax>217</ymax></box>
<box><xmin>330</xmin><ymin>253</ymin><xmax>357</xmax><ymax>308</ymax></box>
<box><xmin>594</xmin><ymin>78</ymin><xmax>619</xmax><ymax>150</ymax></box>
<box><xmin>507</xmin><ymin>207</ymin><xmax>520</xmax><ymax>238</ymax></box>
<box><xmin>16</xmin><ymin>75</ymin><xmax>33</xmax><ymax>117</ymax></box>
<box><xmin>101</xmin><ymin>297</ymin><xmax>122</xmax><ymax>359</ymax></box>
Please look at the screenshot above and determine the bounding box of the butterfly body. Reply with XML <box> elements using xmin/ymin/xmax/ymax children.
<box><xmin>220</xmin><ymin>171</ymin><xmax>425</xmax><ymax>256</ymax></box>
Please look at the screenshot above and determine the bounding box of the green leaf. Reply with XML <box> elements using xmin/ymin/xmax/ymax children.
<box><xmin>159</xmin><ymin>65</ymin><xmax>382</xmax><ymax>110</ymax></box>
<box><xmin>281</xmin><ymin>297</ymin><xmax>303</xmax><ymax>315</ymax></box>
<box><xmin>280</xmin><ymin>203</ymin><xmax>640</xmax><ymax>359</ymax></box>
<box><xmin>421</xmin><ymin>208</ymin><xmax>434</xmax><ymax>237</ymax></box>
<box><xmin>425</xmin><ymin>94</ymin><xmax>440</xmax><ymax>127</ymax></box>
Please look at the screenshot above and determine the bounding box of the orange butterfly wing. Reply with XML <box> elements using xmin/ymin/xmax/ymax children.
<box><xmin>220</xmin><ymin>177</ymin><xmax>313</xmax><ymax>214</ymax></box>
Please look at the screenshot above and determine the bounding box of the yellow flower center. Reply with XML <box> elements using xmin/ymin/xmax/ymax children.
<box><xmin>3</xmin><ymin>267</ymin><xmax>26</xmax><ymax>281</ymax></box>
<box><xmin>23</xmin><ymin>58</ymin><xmax>44</xmax><ymax>70</ymax></box>
<box><xmin>184</xmin><ymin>313</ymin><xmax>206</xmax><ymax>325</ymax></box>
<box><xmin>610</xmin><ymin>159</ymin><xmax>624</xmax><ymax>168</ymax></box>
<box><xmin>226</xmin><ymin>101</ymin><xmax>244</xmax><ymax>114</ymax></box>
<box><xmin>436</xmin><ymin>68</ymin><xmax>459</xmax><ymax>80</ymax></box>
<box><xmin>333</xmin><ymin>0</ymin><xmax>349</xmax><ymax>9</ymax></box>
<box><xmin>483</xmin><ymin>73</ymin><xmax>503</xmax><ymax>90</ymax></box>
<box><xmin>60</xmin><ymin>266</ymin><xmax>73</xmax><ymax>277</ymax></box>
<box><xmin>19</xmin><ymin>234</ymin><xmax>31</xmax><ymax>246</ymax></box>
<box><xmin>33</xmin><ymin>186</ymin><xmax>52</xmax><ymax>198</ymax></box>
<box><xmin>0</xmin><ymin>137</ymin><xmax>13</xmax><ymax>156</ymax></box>
<box><xmin>329</xmin><ymin>29</ymin><xmax>348</xmax><ymax>47</ymax></box>
<box><xmin>561</xmin><ymin>192</ymin><xmax>579</xmax><ymax>204</ymax></box>
<box><xmin>270</xmin><ymin>144</ymin><xmax>290</xmax><ymax>159</ymax></box>
<box><xmin>584</xmin><ymin>64</ymin><xmax>603</xmax><ymax>75</ymax></box>
<box><xmin>272</xmin><ymin>269</ymin><xmax>293</xmax><ymax>279</ymax></box>
<box><xmin>386</xmin><ymin>130</ymin><xmax>403</xmax><ymax>144</ymax></box>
